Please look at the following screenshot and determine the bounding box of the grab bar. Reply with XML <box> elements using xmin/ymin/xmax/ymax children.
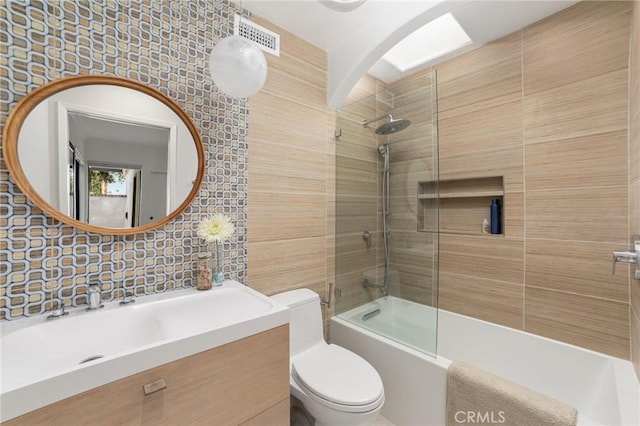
<box><xmin>362</xmin><ymin>308</ymin><xmax>381</xmax><ymax>321</ymax></box>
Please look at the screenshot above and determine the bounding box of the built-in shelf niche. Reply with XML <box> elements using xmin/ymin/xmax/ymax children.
<box><xmin>418</xmin><ymin>176</ymin><xmax>504</xmax><ymax>236</ymax></box>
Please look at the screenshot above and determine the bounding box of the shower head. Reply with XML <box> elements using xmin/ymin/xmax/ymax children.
<box><xmin>362</xmin><ymin>114</ymin><xmax>411</xmax><ymax>135</ymax></box>
<box><xmin>375</xmin><ymin>117</ymin><xmax>411</xmax><ymax>135</ymax></box>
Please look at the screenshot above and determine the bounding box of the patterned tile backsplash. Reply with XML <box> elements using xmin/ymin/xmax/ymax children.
<box><xmin>0</xmin><ymin>0</ymin><xmax>249</xmax><ymax>320</ymax></box>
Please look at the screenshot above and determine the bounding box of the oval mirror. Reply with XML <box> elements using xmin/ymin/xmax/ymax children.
<box><xmin>3</xmin><ymin>76</ymin><xmax>204</xmax><ymax>235</ymax></box>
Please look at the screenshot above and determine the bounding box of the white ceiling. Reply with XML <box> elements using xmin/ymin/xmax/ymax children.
<box><xmin>243</xmin><ymin>0</ymin><xmax>580</xmax><ymax>104</ymax></box>
<box><xmin>69</xmin><ymin>113</ymin><xmax>170</xmax><ymax>149</ymax></box>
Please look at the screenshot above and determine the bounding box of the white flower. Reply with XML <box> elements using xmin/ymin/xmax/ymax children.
<box><xmin>197</xmin><ymin>214</ymin><xmax>235</xmax><ymax>243</ymax></box>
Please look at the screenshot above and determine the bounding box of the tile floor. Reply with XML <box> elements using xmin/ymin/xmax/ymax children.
<box><xmin>373</xmin><ymin>414</ymin><xmax>396</xmax><ymax>426</ymax></box>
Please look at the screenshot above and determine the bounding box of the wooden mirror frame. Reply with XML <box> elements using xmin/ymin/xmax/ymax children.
<box><xmin>2</xmin><ymin>75</ymin><xmax>205</xmax><ymax>235</ymax></box>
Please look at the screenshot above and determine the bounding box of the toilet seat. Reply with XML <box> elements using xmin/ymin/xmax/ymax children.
<box><xmin>291</xmin><ymin>344</ymin><xmax>385</xmax><ymax>413</ymax></box>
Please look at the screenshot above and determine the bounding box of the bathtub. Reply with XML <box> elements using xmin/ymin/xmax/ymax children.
<box><xmin>330</xmin><ymin>296</ymin><xmax>639</xmax><ymax>426</ymax></box>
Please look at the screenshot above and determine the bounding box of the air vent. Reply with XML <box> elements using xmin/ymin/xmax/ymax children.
<box><xmin>234</xmin><ymin>15</ymin><xmax>280</xmax><ymax>57</ymax></box>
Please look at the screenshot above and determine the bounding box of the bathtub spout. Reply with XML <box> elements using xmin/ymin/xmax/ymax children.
<box><xmin>362</xmin><ymin>278</ymin><xmax>388</xmax><ymax>296</ymax></box>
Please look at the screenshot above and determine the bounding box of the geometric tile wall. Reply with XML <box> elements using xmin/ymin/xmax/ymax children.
<box><xmin>0</xmin><ymin>0</ymin><xmax>249</xmax><ymax>320</ymax></box>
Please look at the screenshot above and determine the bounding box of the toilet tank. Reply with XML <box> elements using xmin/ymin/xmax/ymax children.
<box><xmin>271</xmin><ymin>289</ymin><xmax>325</xmax><ymax>357</ymax></box>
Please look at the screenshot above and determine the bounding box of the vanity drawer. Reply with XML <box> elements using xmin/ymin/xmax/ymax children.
<box><xmin>5</xmin><ymin>325</ymin><xmax>290</xmax><ymax>426</ymax></box>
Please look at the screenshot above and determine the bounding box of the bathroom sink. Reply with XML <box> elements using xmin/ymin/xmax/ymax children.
<box><xmin>154</xmin><ymin>284</ymin><xmax>275</xmax><ymax>339</ymax></box>
<box><xmin>1</xmin><ymin>306</ymin><xmax>163</xmax><ymax>392</ymax></box>
<box><xmin>0</xmin><ymin>281</ymin><xmax>289</xmax><ymax>422</ymax></box>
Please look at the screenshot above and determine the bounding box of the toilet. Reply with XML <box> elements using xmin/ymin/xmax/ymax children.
<box><xmin>271</xmin><ymin>289</ymin><xmax>385</xmax><ymax>426</ymax></box>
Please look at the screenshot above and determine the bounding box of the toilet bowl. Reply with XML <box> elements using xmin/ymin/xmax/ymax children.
<box><xmin>271</xmin><ymin>289</ymin><xmax>384</xmax><ymax>426</ymax></box>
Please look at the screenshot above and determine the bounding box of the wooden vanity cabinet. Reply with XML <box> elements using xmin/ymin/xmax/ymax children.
<box><xmin>5</xmin><ymin>325</ymin><xmax>290</xmax><ymax>426</ymax></box>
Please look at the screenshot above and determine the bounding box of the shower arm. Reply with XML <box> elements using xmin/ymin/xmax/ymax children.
<box><xmin>362</xmin><ymin>114</ymin><xmax>392</xmax><ymax>128</ymax></box>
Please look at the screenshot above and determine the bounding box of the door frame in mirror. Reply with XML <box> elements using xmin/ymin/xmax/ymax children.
<box><xmin>57</xmin><ymin>102</ymin><xmax>180</xmax><ymax>224</ymax></box>
<box><xmin>2</xmin><ymin>75</ymin><xmax>205</xmax><ymax>235</ymax></box>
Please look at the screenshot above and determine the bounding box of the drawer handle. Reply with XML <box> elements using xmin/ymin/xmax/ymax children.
<box><xmin>143</xmin><ymin>378</ymin><xmax>167</xmax><ymax>396</ymax></box>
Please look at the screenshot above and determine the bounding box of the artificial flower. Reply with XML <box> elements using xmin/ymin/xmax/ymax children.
<box><xmin>197</xmin><ymin>214</ymin><xmax>235</xmax><ymax>243</ymax></box>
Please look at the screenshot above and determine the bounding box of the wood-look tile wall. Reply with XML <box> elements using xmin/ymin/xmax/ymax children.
<box><xmin>246</xmin><ymin>17</ymin><xmax>335</xmax><ymax>329</ymax></box>
<box><xmin>629</xmin><ymin>0</ymin><xmax>640</xmax><ymax>378</ymax></box>
<box><xmin>436</xmin><ymin>1</ymin><xmax>632</xmax><ymax>359</ymax></box>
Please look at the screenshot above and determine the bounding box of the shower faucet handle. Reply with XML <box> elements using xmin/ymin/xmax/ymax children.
<box><xmin>362</xmin><ymin>231</ymin><xmax>372</xmax><ymax>249</ymax></box>
<box><xmin>612</xmin><ymin>236</ymin><xmax>640</xmax><ymax>279</ymax></box>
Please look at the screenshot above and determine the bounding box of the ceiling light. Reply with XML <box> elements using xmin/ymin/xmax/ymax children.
<box><xmin>382</xmin><ymin>13</ymin><xmax>471</xmax><ymax>72</ymax></box>
<box><xmin>209</xmin><ymin>15</ymin><xmax>268</xmax><ymax>98</ymax></box>
<box><xmin>319</xmin><ymin>0</ymin><xmax>367</xmax><ymax>12</ymax></box>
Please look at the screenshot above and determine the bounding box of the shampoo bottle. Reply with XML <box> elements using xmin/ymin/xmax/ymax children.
<box><xmin>482</xmin><ymin>218</ymin><xmax>490</xmax><ymax>234</ymax></box>
<box><xmin>490</xmin><ymin>199</ymin><xmax>501</xmax><ymax>235</ymax></box>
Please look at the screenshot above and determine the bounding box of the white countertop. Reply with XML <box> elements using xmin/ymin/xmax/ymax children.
<box><xmin>0</xmin><ymin>281</ymin><xmax>289</xmax><ymax>421</ymax></box>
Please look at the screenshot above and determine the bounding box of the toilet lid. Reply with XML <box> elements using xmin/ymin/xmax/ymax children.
<box><xmin>291</xmin><ymin>344</ymin><xmax>384</xmax><ymax>407</ymax></box>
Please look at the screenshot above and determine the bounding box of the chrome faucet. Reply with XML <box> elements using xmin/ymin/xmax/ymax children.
<box><xmin>362</xmin><ymin>278</ymin><xmax>389</xmax><ymax>296</ymax></box>
<box><xmin>612</xmin><ymin>235</ymin><xmax>640</xmax><ymax>280</ymax></box>
<box><xmin>119</xmin><ymin>288</ymin><xmax>136</xmax><ymax>305</ymax></box>
<box><xmin>46</xmin><ymin>298</ymin><xmax>68</xmax><ymax>320</ymax></box>
<box><xmin>86</xmin><ymin>282</ymin><xmax>104</xmax><ymax>311</ymax></box>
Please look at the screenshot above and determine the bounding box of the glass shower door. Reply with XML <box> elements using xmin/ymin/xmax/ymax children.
<box><xmin>334</xmin><ymin>69</ymin><xmax>439</xmax><ymax>356</ymax></box>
